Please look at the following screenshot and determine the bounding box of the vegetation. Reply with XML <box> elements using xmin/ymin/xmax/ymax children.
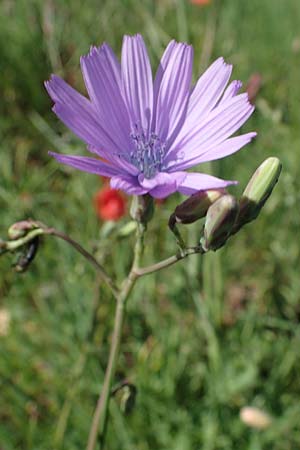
<box><xmin>1</xmin><ymin>0</ymin><xmax>300</xmax><ymax>448</ymax></box>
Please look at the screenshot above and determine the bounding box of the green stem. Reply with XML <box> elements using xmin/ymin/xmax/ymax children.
<box><xmin>1</xmin><ymin>222</ymin><xmax>118</xmax><ymax>297</ymax></box>
<box><xmin>43</xmin><ymin>227</ymin><xmax>119</xmax><ymax>298</ymax></box>
<box><xmin>135</xmin><ymin>246</ymin><xmax>204</xmax><ymax>277</ymax></box>
<box><xmin>86</xmin><ymin>223</ymin><xmax>145</xmax><ymax>450</ymax></box>
<box><xmin>1</xmin><ymin>228</ymin><xmax>44</xmax><ymax>252</ymax></box>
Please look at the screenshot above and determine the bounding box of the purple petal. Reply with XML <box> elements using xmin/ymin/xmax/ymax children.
<box><xmin>170</xmin><ymin>132</ymin><xmax>257</xmax><ymax>170</ymax></box>
<box><xmin>49</xmin><ymin>152</ymin><xmax>122</xmax><ymax>177</ymax></box>
<box><xmin>168</xmin><ymin>93</ymin><xmax>255</xmax><ymax>170</ymax></box>
<box><xmin>80</xmin><ymin>44</ymin><xmax>132</xmax><ymax>152</ymax></box>
<box><xmin>152</xmin><ymin>42</ymin><xmax>193</xmax><ymax>147</ymax></box>
<box><xmin>152</xmin><ymin>40</ymin><xmax>177</xmax><ymax>128</ymax></box>
<box><xmin>178</xmin><ymin>172</ymin><xmax>237</xmax><ymax>196</ymax></box>
<box><xmin>45</xmin><ymin>75</ymin><xmax>94</xmax><ymax>114</ymax></box>
<box><xmin>110</xmin><ymin>175</ymin><xmax>148</xmax><ymax>195</ymax></box>
<box><xmin>219</xmin><ymin>80</ymin><xmax>242</xmax><ymax>104</ymax></box>
<box><xmin>121</xmin><ymin>34</ymin><xmax>153</xmax><ymax>135</ymax></box>
<box><xmin>52</xmin><ymin>103</ymin><xmax>138</xmax><ymax>176</ymax></box>
<box><xmin>138</xmin><ymin>171</ymin><xmax>186</xmax><ymax>199</ymax></box>
<box><xmin>52</xmin><ymin>102</ymin><xmax>117</xmax><ymax>154</ymax></box>
<box><xmin>86</xmin><ymin>145</ymin><xmax>138</xmax><ymax>176</ymax></box>
<box><xmin>45</xmin><ymin>75</ymin><xmax>112</xmax><ymax>151</ymax></box>
<box><xmin>185</xmin><ymin>58</ymin><xmax>232</xmax><ymax>127</ymax></box>
<box><xmin>45</xmin><ymin>75</ymin><xmax>132</xmax><ymax>173</ymax></box>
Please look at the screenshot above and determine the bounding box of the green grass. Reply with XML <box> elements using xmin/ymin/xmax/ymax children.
<box><xmin>1</xmin><ymin>0</ymin><xmax>300</xmax><ymax>449</ymax></box>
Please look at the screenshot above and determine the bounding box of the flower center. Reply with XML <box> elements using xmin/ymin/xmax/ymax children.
<box><xmin>130</xmin><ymin>128</ymin><xmax>166</xmax><ymax>179</ymax></box>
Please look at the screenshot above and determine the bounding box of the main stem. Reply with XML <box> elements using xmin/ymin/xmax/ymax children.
<box><xmin>86</xmin><ymin>222</ymin><xmax>145</xmax><ymax>450</ymax></box>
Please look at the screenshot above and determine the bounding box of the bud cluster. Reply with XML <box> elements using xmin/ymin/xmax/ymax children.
<box><xmin>169</xmin><ymin>157</ymin><xmax>282</xmax><ymax>252</ymax></box>
<box><xmin>1</xmin><ymin>220</ymin><xmax>42</xmax><ymax>272</ymax></box>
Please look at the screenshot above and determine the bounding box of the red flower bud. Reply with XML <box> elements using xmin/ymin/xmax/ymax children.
<box><xmin>190</xmin><ymin>0</ymin><xmax>211</xmax><ymax>5</ymax></box>
<box><xmin>94</xmin><ymin>187</ymin><xmax>126</xmax><ymax>221</ymax></box>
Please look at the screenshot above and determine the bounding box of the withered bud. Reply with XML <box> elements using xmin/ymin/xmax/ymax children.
<box><xmin>13</xmin><ymin>236</ymin><xmax>39</xmax><ymax>273</ymax></box>
<box><xmin>201</xmin><ymin>195</ymin><xmax>239</xmax><ymax>251</ymax></box>
<box><xmin>8</xmin><ymin>220</ymin><xmax>36</xmax><ymax>240</ymax></box>
<box><xmin>172</xmin><ymin>189</ymin><xmax>225</xmax><ymax>225</ymax></box>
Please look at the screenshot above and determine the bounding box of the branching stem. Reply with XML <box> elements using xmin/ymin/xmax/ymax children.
<box><xmin>1</xmin><ymin>222</ymin><xmax>119</xmax><ymax>297</ymax></box>
<box><xmin>86</xmin><ymin>222</ymin><xmax>145</xmax><ymax>450</ymax></box>
<box><xmin>134</xmin><ymin>245</ymin><xmax>204</xmax><ymax>277</ymax></box>
<box><xmin>2</xmin><ymin>218</ymin><xmax>204</xmax><ymax>450</ymax></box>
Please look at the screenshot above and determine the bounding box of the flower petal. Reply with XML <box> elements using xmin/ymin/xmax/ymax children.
<box><xmin>49</xmin><ymin>152</ymin><xmax>122</xmax><ymax>177</ymax></box>
<box><xmin>110</xmin><ymin>175</ymin><xmax>148</xmax><ymax>195</ymax></box>
<box><xmin>52</xmin><ymin>102</ymin><xmax>117</xmax><ymax>153</ymax></box>
<box><xmin>45</xmin><ymin>74</ymin><xmax>95</xmax><ymax>114</ymax></box>
<box><xmin>170</xmin><ymin>132</ymin><xmax>257</xmax><ymax>170</ymax></box>
<box><xmin>178</xmin><ymin>172</ymin><xmax>237</xmax><ymax>196</ymax></box>
<box><xmin>185</xmin><ymin>58</ymin><xmax>232</xmax><ymax>127</ymax></box>
<box><xmin>151</xmin><ymin>40</ymin><xmax>176</xmax><ymax>131</ymax></box>
<box><xmin>168</xmin><ymin>93</ymin><xmax>255</xmax><ymax>170</ymax></box>
<box><xmin>219</xmin><ymin>80</ymin><xmax>242</xmax><ymax>104</ymax></box>
<box><xmin>153</xmin><ymin>42</ymin><xmax>193</xmax><ymax>147</ymax></box>
<box><xmin>46</xmin><ymin>75</ymin><xmax>127</xmax><ymax>164</ymax></box>
<box><xmin>45</xmin><ymin>75</ymin><xmax>113</xmax><ymax>152</ymax></box>
<box><xmin>138</xmin><ymin>171</ymin><xmax>186</xmax><ymax>198</ymax></box>
<box><xmin>121</xmin><ymin>34</ymin><xmax>153</xmax><ymax>135</ymax></box>
<box><xmin>80</xmin><ymin>44</ymin><xmax>132</xmax><ymax>152</ymax></box>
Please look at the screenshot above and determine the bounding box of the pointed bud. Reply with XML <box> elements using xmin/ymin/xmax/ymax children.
<box><xmin>172</xmin><ymin>189</ymin><xmax>225</xmax><ymax>225</ymax></box>
<box><xmin>130</xmin><ymin>195</ymin><xmax>154</xmax><ymax>224</ymax></box>
<box><xmin>235</xmin><ymin>157</ymin><xmax>282</xmax><ymax>231</ymax></box>
<box><xmin>8</xmin><ymin>221</ymin><xmax>36</xmax><ymax>240</ymax></box>
<box><xmin>201</xmin><ymin>195</ymin><xmax>239</xmax><ymax>251</ymax></box>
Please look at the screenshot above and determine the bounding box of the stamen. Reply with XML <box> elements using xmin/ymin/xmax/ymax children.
<box><xmin>129</xmin><ymin>126</ymin><xmax>166</xmax><ymax>179</ymax></box>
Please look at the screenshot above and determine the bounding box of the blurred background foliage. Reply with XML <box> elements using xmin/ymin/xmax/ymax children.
<box><xmin>1</xmin><ymin>0</ymin><xmax>300</xmax><ymax>449</ymax></box>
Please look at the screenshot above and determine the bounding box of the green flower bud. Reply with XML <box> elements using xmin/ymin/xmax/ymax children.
<box><xmin>173</xmin><ymin>189</ymin><xmax>225</xmax><ymax>225</ymax></box>
<box><xmin>8</xmin><ymin>221</ymin><xmax>36</xmax><ymax>240</ymax></box>
<box><xmin>201</xmin><ymin>195</ymin><xmax>239</xmax><ymax>252</ymax></box>
<box><xmin>235</xmin><ymin>157</ymin><xmax>282</xmax><ymax>231</ymax></box>
<box><xmin>130</xmin><ymin>195</ymin><xmax>154</xmax><ymax>224</ymax></box>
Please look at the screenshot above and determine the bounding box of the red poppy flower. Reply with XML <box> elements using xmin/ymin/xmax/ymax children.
<box><xmin>190</xmin><ymin>0</ymin><xmax>211</xmax><ymax>5</ymax></box>
<box><xmin>94</xmin><ymin>187</ymin><xmax>126</xmax><ymax>221</ymax></box>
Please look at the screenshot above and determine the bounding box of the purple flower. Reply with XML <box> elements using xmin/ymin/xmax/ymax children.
<box><xmin>45</xmin><ymin>34</ymin><xmax>256</xmax><ymax>198</ymax></box>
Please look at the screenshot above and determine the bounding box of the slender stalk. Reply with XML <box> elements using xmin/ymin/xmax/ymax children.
<box><xmin>3</xmin><ymin>218</ymin><xmax>204</xmax><ymax>450</ymax></box>
<box><xmin>134</xmin><ymin>246</ymin><xmax>204</xmax><ymax>277</ymax></box>
<box><xmin>1</xmin><ymin>222</ymin><xmax>118</xmax><ymax>298</ymax></box>
<box><xmin>86</xmin><ymin>241</ymin><xmax>204</xmax><ymax>450</ymax></box>
<box><xmin>43</xmin><ymin>227</ymin><xmax>119</xmax><ymax>297</ymax></box>
<box><xmin>86</xmin><ymin>296</ymin><xmax>126</xmax><ymax>450</ymax></box>
<box><xmin>86</xmin><ymin>223</ymin><xmax>145</xmax><ymax>450</ymax></box>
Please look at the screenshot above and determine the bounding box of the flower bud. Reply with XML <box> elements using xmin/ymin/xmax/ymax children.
<box><xmin>201</xmin><ymin>195</ymin><xmax>239</xmax><ymax>251</ymax></box>
<box><xmin>240</xmin><ymin>406</ymin><xmax>272</xmax><ymax>430</ymax></box>
<box><xmin>8</xmin><ymin>221</ymin><xmax>36</xmax><ymax>240</ymax></box>
<box><xmin>13</xmin><ymin>236</ymin><xmax>39</xmax><ymax>273</ymax></box>
<box><xmin>235</xmin><ymin>157</ymin><xmax>282</xmax><ymax>231</ymax></box>
<box><xmin>130</xmin><ymin>195</ymin><xmax>154</xmax><ymax>224</ymax></box>
<box><xmin>172</xmin><ymin>189</ymin><xmax>225</xmax><ymax>225</ymax></box>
